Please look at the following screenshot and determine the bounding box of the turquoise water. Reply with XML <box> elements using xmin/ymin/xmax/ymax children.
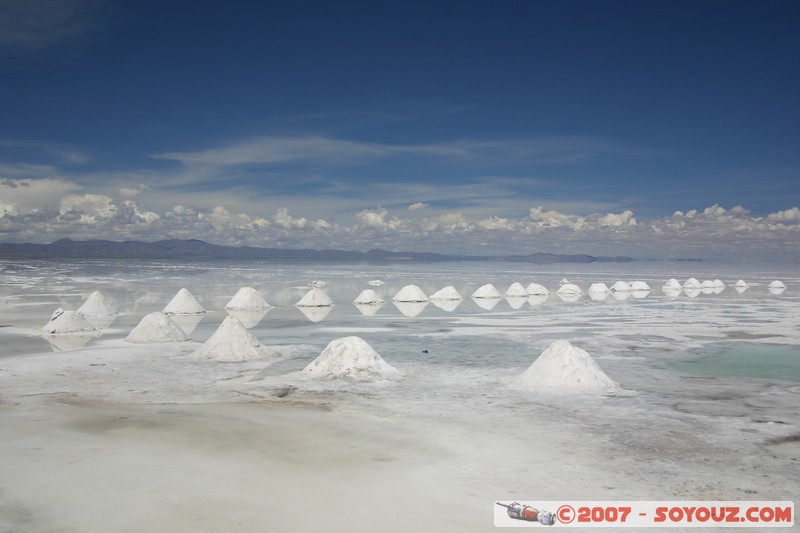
<box><xmin>670</xmin><ymin>343</ymin><xmax>800</xmax><ymax>382</ymax></box>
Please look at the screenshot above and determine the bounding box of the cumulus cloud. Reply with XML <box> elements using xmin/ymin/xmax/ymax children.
<box><xmin>408</xmin><ymin>202</ymin><xmax>428</xmax><ymax>210</ymax></box>
<box><xmin>767</xmin><ymin>207</ymin><xmax>800</xmax><ymax>222</ymax></box>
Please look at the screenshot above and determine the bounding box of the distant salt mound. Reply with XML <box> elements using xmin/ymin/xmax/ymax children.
<box><xmin>511</xmin><ymin>340</ymin><xmax>622</xmax><ymax>395</ymax></box>
<box><xmin>225</xmin><ymin>287</ymin><xmax>270</xmax><ymax>310</ymax></box>
<box><xmin>683</xmin><ymin>278</ymin><xmax>701</xmax><ymax>289</ymax></box>
<box><xmin>588</xmin><ymin>283</ymin><xmax>610</xmax><ymax>294</ymax></box>
<box><xmin>701</xmin><ymin>280</ymin><xmax>714</xmax><ymax>289</ymax></box>
<box><xmin>353</xmin><ymin>289</ymin><xmax>384</xmax><ymax>305</ymax></box>
<box><xmin>734</xmin><ymin>279</ymin><xmax>749</xmax><ymax>289</ymax></box>
<box><xmin>368</xmin><ymin>280</ymin><xmax>385</xmax><ymax>286</ymax></box>
<box><xmin>557</xmin><ymin>283</ymin><xmax>581</xmax><ymax>296</ymax></box>
<box><xmin>610</xmin><ymin>281</ymin><xmax>631</xmax><ymax>292</ymax></box>
<box><xmin>712</xmin><ymin>279</ymin><xmax>725</xmax><ymax>289</ymax></box>
<box><xmin>126</xmin><ymin>312</ymin><xmax>190</xmax><ymax>343</ymax></box>
<box><xmin>662</xmin><ymin>278</ymin><xmax>682</xmax><ymax>290</ymax></box>
<box><xmin>77</xmin><ymin>290</ymin><xmax>116</xmax><ymax>316</ymax></box>
<box><xmin>296</xmin><ymin>287</ymin><xmax>334</xmax><ymax>307</ymax></box>
<box><xmin>193</xmin><ymin>315</ymin><xmax>279</xmax><ymax>362</ymax></box>
<box><xmin>302</xmin><ymin>336</ymin><xmax>402</xmax><ymax>381</ymax></box>
<box><xmin>505</xmin><ymin>282</ymin><xmax>528</xmax><ymax>297</ymax></box>
<box><xmin>526</xmin><ymin>283</ymin><xmax>549</xmax><ymax>296</ymax></box>
<box><xmin>163</xmin><ymin>288</ymin><xmax>205</xmax><ymax>315</ymax></box>
<box><xmin>393</xmin><ymin>284</ymin><xmax>428</xmax><ymax>302</ymax></box>
<box><xmin>41</xmin><ymin>308</ymin><xmax>96</xmax><ymax>335</ymax></box>
<box><xmin>430</xmin><ymin>286</ymin><xmax>462</xmax><ymax>300</ymax></box>
<box><xmin>630</xmin><ymin>281</ymin><xmax>650</xmax><ymax>291</ymax></box>
<box><xmin>768</xmin><ymin>280</ymin><xmax>786</xmax><ymax>290</ymax></box>
<box><xmin>471</xmin><ymin>284</ymin><xmax>501</xmax><ymax>299</ymax></box>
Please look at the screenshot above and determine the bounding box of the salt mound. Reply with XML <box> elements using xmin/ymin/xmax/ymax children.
<box><xmin>733</xmin><ymin>279</ymin><xmax>749</xmax><ymax>289</ymax></box>
<box><xmin>302</xmin><ymin>336</ymin><xmax>402</xmax><ymax>381</ymax></box>
<box><xmin>41</xmin><ymin>309</ymin><xmax>96</xmax><ymax>335</ymax></box>
<box><xmin>557</xmin><ymin>283</ymin><xmax>581</xmax><ymax>296</ymax></box>
<box><xmin>630</xmin><ymin>281</ymin><xmax>650</xmax><ymax>291</ymax></box>
<box><xmin>588</xmin><ymin>283</ymin><xmax>610</xmax><ymax>294</ymax></box>
<box><xmin>429</xmin><ymin>286</ymin><xmax>462</xmax><ymax>300</ymax></box>
<box><xmin>662</xmin><ymin>278</ymin><xmax>682</xmax><ymax>291</ymax></box>
<box><xmin>393</xmin><ymin>285</ymin><xmax>428</xmax><ymax>302</ymax></box>
<box><xmin>701</xmin><ymin>280</ymin><xmax>714</xmax><ymax>289</ymax></box>
<box><xmin>505</xmin><ymin>282</ymin><xmax>528</xmax><ymax>297</ymax></box>
<box><xmin>610</xmin><ymin>281</ymin><xmax>631</xmax><ymax>292</ymax></box>
<box><xmin>511</xmin><ymin>340</ymin><xmax>621</xmax><ymax>395</ymax></box>
<box><xmin>471</xmin><ymin>284</ymin><xmax>501</xmax><ymax>299</ymax></box>
<box><xmin>353</xmin><ymin>289</ymin><xmax>384</xmax><ymax>305</ymax></box>
<box><xmin>526</xmin><ymin>283</ymin><xmax>549</xmax><ymax>295</ymax></box>
<box><xmin>225</xmin><ymin>287</ymin><xmax>270</xmax><ymax>310</ymax></box>
<box><xmin>768</xmin><ymin>280</ymin><xmax>786</xmax><ymax>289</ymax></box>
<box><xmin>296</xmin><ymin>287</ymin><xmax>334</xmax><ymax>307</ymax></box>
<box><xmin>683</xmin><ymin>278</ymin><xmax>701</xmax><ymax>289</ymax></box>
<box><xmin>163</xmin><ymin>288</ymin><xmax>205</xmax><ymax>315</ymax></box>
<box><xmin>193</xmin><ymin>315</ymin><xmax>279</xmax><ymax>362</ymax></box>
<box><xmin>77</xmin><ymin>290</ymin><xmax>116</xmax><ymax>316</ymax></box>
<box><xmin>711</xmin><ymin>279</ymin><xmax>725</xmax><ymax>289</ymax></box>
<box><xmin>368</xmin><ymin>280</ymin><xmax>384</xmax><ymax>286</ymax></box>
<box><xmin>126</xmin><ymin>312</ymin><xmax>190</xmax><ymax>343</ymax></box>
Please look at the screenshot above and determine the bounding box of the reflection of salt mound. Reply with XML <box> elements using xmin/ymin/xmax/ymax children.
<box><xmin>430</xmin><ymin>286</ymin><xmax>462</xmax><ymax>300</ymax></box>
<box><xmin>42</xmin><ymin>309</ymin><xmax>96</xmax><ymax>335</ymax></box>
<box><xmin>393</xmin><ymin>285</ymin><xmax>429</xmax><ymax>302</ymax></box>
<box><xmin>394</xmin><ymin>300</ymin><xmax>428</xmax><ymax>317</ymax></box>
<box><xmin>296</xmin><ymin>287</ymin><xmax>334</xmax><ymax>307</ymax></box>
<box><xmin>194</xmin><ymin>315</ymin><xmax>280</xmax><ymax>362</ymax></box>
<box><xmin>527</xmin><ymin>293</ymin><xmax>548</xmax><ymax>306</ymax></box>
<box><xmin>511</xmin><ymin>340</ymin><xmax>621</xmax><ymax>395</ymax></box>
<box><xmin>297</xmin><ymin>305</ymin><xmax>333</xmax><ymax>322</ymax></box>
<box><xmin>472</xmin><ymin>296</ymin><xmax>500</xmax><ymax>310</ymax></box>
<box><xmin>353</xmin><ymin>289</ymin><xmax>384</xmax><ymax>305</ymax></box>
<box><xmin>505</xmin><ymin>296</ymin><xmax>527</xmax><ymax>309</ymax></box>
<box><xmin>170</xmin><ymin>313</ymin><xmax>204</xmax><ymax>336</ymax></box>
<box><xmin>768</xmin><ymin>280</ymin><xmax>786</xmax><ymax>290</ymax></box>
<box><xmin>302</xmin><ymin>336</ymin><xmax>402</xmax><ymax>381</ymax></box>
<box><xmin>431</xmin><ymin>298</ymin><xmax>461</xmax><ymax>312</ymax></box>
<box><xmin>610</xmin><ymin>281</ymin><xmax>631</xmax><ymax>292</ymax></box>
<box><xmin>505</xmin><ymin>282</ymin><xmax>528</xmax><ymax>297</ymax></box>
<box><xmin>43</xmin><ymin>333</ymin><xmax>95</xmax><ymax>352</ymax></box>
<box><xmin>683</xmin><ymin>278</ymin><xmax>701</xmax><ymax>289</ymax></box>
<box><xmin>163</xmin><ymin>288</ymin><xmax>206</xmax><ymax>315</ymax></box>
<box><xmin>225</xmin><ymin>287</ymin><xmax>270</xmax><ymax>310</ymax></box>
<box><xmin>354</xmin><ymin>302</ymin><xmax>384</xmax><ymax>316</ymax></box>
<box><xmin>77</xmin><ymin>290</ymin><xmax>116</xmax><ymax>316</ymax></box>
<box><xmin>126</xmin><ymin>312</ymin><xmax>190</xmax><ymax>343</ymax></box>
<box><xmin>471</xmin><ymin>284</ymin><xmax>501</xmax><ymax>299</ymax></box>
<box><xmin>684</xmin><ymin>288</ymin><xmax>701</xmax><ymax>298</ymax></box>
<box><xmin>526</xmin><ymin>283</ymin><xmax>549</xmax><ymax>296</ymax></box>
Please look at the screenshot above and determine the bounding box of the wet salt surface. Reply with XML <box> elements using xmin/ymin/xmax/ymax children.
<box><xmin>1</xmin><ymin>259</ymin><xmax>799</xmax><ymax>531</ymax></box>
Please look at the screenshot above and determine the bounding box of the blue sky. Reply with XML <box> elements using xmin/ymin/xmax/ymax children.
<box><xmin>1</xmin><ymin>0</ymin><xmax>799</xmax><ymax>260</ymax></box>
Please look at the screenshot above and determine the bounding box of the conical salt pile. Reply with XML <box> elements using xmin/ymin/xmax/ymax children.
<box><xmin>683</xmin><ymin>278</ymin><xmax>701</xmax><ymax>289</ymax></box>
<box><xmin>393</xmin><ymin>284</ymin><xmax>428</xmax><ymax>302</ymax></box>
<box><xmin>662</xmin><ymin>278</ymin><xmax>682</xmax><ymax>290</ymax></box>
<box><xmin>42</xmin><ymin>308</ymin><xmax>96</xmax><ymax>335</ymax></box>
<box><xmin>557</xmin><ymin>283</ymin><xmax>581</xmax><ymax>296</ymax></box>
<box><xmin>163</xmin><ymin>288</ymin><xmax>205</xmax><ymax>315</ymax></box>
<box><xmin>225</xmin><ymin>287</ymin><xmax>270</xmax><ymax>310</ymax></box>
<box><xmin>429</xmin><ymin>286</ymin><xmax>462</xmax><ymax>300</ymax></box>
<box><xmin>511</xmin><ymin>340</ymin><xmax>621</xmax><ymax>395</ymax></box>
<box><xmin>610</xmin><ymin>281</ymin><xmax>631</xmax><ymax>292</ymax></box>
<box><xmin>353</xmin><ymin>289</ymin><xmax>384</xmax><ymax>305</ymax></box>
<box><xmin>504</xmin><ymin>282</ymin><xmax>528</xmax><ymax>297</ymax></box>
<box><xmin>630</xmin><ymin>281</ymin><xmax>650</xmax><ymax>291</ymax></box>
<box><xmin>77</xmin><ymin>290</ymin><xmax>116</xmax><ymax>316</ymax></box>
<box><xmin>768</xmin><ymin>280</ymin><xmax>786</xmax><ymax>289</ymax></box>
<box><xmin>302</xmin><ymin>336</ymin><xmax>402</xmax><ymax>381</ymax></box>
<box><xmin>588</xmin><ymin>283</ymin><xmax>610</xmax><ymax>294</ymax></box>
<box><xmin>193</xmin><ymin>315</ymin><xmax>280</xmax><ymax>362</ymax></box>
<box><xmin>471</xmin><ymin>284</ymin><xmax>501</xmax><ymax>299</ymax></box>
<box><xmin>296</xmin><ymin>287</ymin><xmax>334</xmax><ymax>307</ymax></box>
<box><xmin>526</xmin><ymin>283</ymin><xmax>549</xmax><ymax>295</ymax></box>
<box><xmin>126</xmin><ymin>312</ymin><xmax>190</xmax><ymax>343</ymax></box>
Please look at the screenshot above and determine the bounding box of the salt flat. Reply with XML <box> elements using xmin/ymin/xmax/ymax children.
<box><xmin>1</xmin><ymin>260</ymin><xmax>798</xmax><ymax>531</ymax></box>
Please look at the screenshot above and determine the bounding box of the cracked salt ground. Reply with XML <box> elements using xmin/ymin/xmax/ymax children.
<box><xmin>1</xmin><ymin>260</ymin><xmax>799</xmax><ymax>532</ymax></box>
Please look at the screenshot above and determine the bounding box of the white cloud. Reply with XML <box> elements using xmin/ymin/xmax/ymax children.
<box><xmin>273</xmin><ymin>207</ymin><xmax>308</xmax><ymax>229</ymax></box>
<box><xmin>408</xmin><ymin>202</ymin><xmax>428</xmax><ymax>210</ymax></box>
<box><xmin>767</xmin><ymin>207</ymin><xmax>800</xmax><ymax>222</ymax></box>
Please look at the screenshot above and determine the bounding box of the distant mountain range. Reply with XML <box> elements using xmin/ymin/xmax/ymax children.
<box><xmin>0</xmin><ymin>238</ymin><xmax>634</xmax><ymax>264</ymax></box>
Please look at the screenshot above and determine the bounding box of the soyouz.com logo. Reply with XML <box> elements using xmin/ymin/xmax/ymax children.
<box><xmin>494</xmin><ymin>501</ymin><xmax>794</xmax><ymax>527</ymax></box>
